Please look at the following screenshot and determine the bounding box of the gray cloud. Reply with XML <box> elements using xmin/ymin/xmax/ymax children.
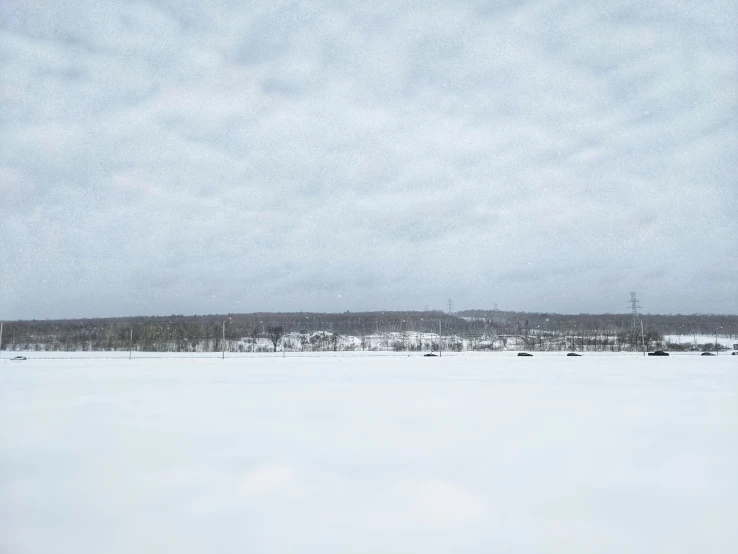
<box><xmin>1</xmin><ymin>0</ymin><xmax>736</xmax><ymax>319</ymax></box>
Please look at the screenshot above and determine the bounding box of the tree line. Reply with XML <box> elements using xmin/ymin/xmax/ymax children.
<box><xmin>1</xmin><ymin>310</ymin><xmax>736</xmax><ymax>353</ymax></box>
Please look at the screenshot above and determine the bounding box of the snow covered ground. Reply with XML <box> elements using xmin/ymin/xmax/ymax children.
<box><xmin>2</xmin><ymin>354</ymin><xmax>737</xmax><ymax>553</ymax></box>
<box><xmin>664</xmin><ymin>334</ymin><xmax>737</xmax><ymax>349</ymax></box>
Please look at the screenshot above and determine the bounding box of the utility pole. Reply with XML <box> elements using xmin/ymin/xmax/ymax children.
<box><xmin>439</xmin><ymin>319</ymin><xmax>442</xmax><ymax>357</ymax></box>
<box><xmin>715</xmin><ymin>329</ymin><xmax>719</xmax><ymax>355</ymax></box>
<box><xmin>640</xmin><ymin>318</ymin><xmax>646</xmax><ymax>356</ymax></box>
<box><xmin>129</xmin><ymin>329</ymin><xmax>132</xmax><ymax>360</ymax></box>
<box><xmin>222</xmin><ymin>320</ymin><xmax>226</xmax><ymax>360</ymax></box>
<box><xmin>0</xmin><ymin>322</ymin><xmax>3</xmax><ymax>359</ymax></box>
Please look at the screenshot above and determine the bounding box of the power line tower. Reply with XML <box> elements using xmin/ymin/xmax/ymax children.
<box><xmin>628</xmin><ymin>292</ymin><xmax>642</xmax><ymax>328</ymax></box>
<box><xmin>446</xmin><ymin>299</ymin><xmax>454</xmax><ymax>315</ymax></box>
<box><xmin>494</xmin><ymin>303</ymin><xmax>498</xmax><ymax>311</ymax></box>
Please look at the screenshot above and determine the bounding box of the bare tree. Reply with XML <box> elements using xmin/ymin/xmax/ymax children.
<box><xmin>267</xmin><ymin>326</ymin><xmax>284</xmax><ymax>352</ymax></box>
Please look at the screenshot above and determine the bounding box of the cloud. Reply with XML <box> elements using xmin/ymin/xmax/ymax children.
<box><xmin>1</xmin><ymin>0</ymin><xmax>736</xmax><ymax>318</ymax></box>
<box><xmin>411</xmin><ymin>478</ymin><xmax>488</xmax><ymax>523</ymax></box>
<box><xmin>240</xmin><ymin>465</ymin><xmax>298</xmax><ymax>496</ymax></box>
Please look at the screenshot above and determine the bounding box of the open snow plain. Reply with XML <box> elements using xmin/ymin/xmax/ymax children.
<box><xmin>2</xmin><ymin>353</ymin><xmax>737</xmax><ymax>554</ymax></box>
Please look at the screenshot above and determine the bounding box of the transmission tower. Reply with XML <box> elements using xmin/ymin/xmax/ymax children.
<box><xmin>494</xmin><ymin>303</ymin><xmax>498</xmax><ymax>311</ymax></box>
<box><xmin>628</xmin><ymin>292</ymin><xmax>642</xmax><ymax>328</ymax></box>
<box><xmin>446</xmin><ymin>299</ymin><xmax>454</xmax><ymax>314</ymax></box>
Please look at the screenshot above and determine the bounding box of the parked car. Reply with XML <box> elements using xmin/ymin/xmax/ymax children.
<box><xmin>10</xmin><ymin>355</ymin><xmax>27</xmax><ymax>361</ymax></box>
<box><xmin>648</xmin><ymin>350</ymin><xmax>669</xmax><ymax>356</ymax></box>
<box><xmin>517</xmin><ymin>352</ymin><xmax>533</xmax><ymax>357</ymax></box>
<box><xmin>567</xmin><ymin>353</ymin><xmax>581</xmax><ymax>357</ymax></box>
<box><xmin>423</xmin><ymin>353</ymin><xmax>437</xmax><ymax>357</ymax></box>
<box><xmin>701</xmin><ymin>352</ymin><xmax>715</xmax><ymax>356</ymax></box>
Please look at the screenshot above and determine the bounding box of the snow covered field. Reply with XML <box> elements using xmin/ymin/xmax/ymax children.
<box><xmin>664</xmin><ymin>334</ymin><xmax>737</xmax><ymax>349</ymax></box>
<box><xmin>2</xmin><ymin>354</ymin><xmax>737</xmax><ymax>553</ymax></box>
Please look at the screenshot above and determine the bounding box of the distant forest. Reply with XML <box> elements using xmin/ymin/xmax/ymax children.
<box><xmin>2</xmin><ymin>310</ymin><xmax>736</xmax><ymax>353</ymax></box>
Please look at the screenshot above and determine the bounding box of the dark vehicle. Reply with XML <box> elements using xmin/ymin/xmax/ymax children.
<box><xmin>701</xmin><ymin>352</ymin><xmax>715</xmax><ymax>356</ymax></box>
<box><xmin>648</xmin><ymin>350</ymin><xmax>669</xmax><ymax>356</ymax></box>
<box><xmin>10</xmin><ymin>356</ymin><xmax>27</xmax><ymax>361</ymax></box>
<box><xmin>518</xmin><ymin>352</ymin><xmax>533</xmax><ymax>357</ymax></box>
<box><xmin>567</xmin><ymin>353</ymin><xmax>581</xmax><ymax>357</ymax></box>
<box><xmin>423</xmin><ymin>353</ymin><xmax>437</xmax><ymax>357</ymax></box>
<box><xmin>733</xmin><ymin>352</ymin><xmax>737</xmax><ymax>356</ymax></box>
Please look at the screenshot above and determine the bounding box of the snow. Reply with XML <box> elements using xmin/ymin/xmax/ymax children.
<box><xmin>2</xmin><ymin>354</ymin><xmax>737</xmax><ymax>553</ymax></box>
<box><xmin>664</xmin><ymin>334</ymin><xmax>737</xmax><ymax>349</ymax></box>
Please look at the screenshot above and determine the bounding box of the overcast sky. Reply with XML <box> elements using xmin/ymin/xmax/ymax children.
<box><xmin>1</xmin><ymin>0</ymin><xmax>736</xmax><ymax>320</ymax></box>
